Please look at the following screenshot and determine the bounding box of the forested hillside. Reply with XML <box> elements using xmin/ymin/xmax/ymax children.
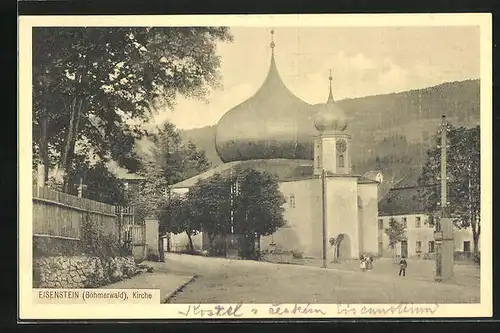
<box><xmin>180</xmin><ymin>79</ymin><xmax>480</xmax><ymax>198</ymax></box>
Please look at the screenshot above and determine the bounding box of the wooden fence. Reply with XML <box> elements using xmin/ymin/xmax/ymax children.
<box><xmin>33</xmin><ymin>186</ymin><xmax>145</xmax><ymax>246</ymax></box>
<box><xmin>122</xmin><ymin>224</ymin><xmax>146</xmax><ymax>246</ymax></box>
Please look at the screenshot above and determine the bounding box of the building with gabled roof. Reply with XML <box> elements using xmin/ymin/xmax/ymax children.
<box><xmin>377</xmin><ymin>168</ymin><xmax>475</xmax><ymax>259</ymax></box>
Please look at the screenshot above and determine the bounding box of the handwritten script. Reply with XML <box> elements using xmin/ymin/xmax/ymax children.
<box><xmin>177</xmin><ymin>303</ymin><xmax>327</xmax><ymax>318</ymax></box>
<box><xmin>268</xmin><ymin>303</ymin><xmax>327</xmax><ymax>316</ymax></box>
<box><xmin>177</xmin><ymin>303</ymin><xmax>440</xmax><ymax>318</ymax></box>
<box><xmin>178</xmin><ymin>303</ymin><xmax>245</xmax><ymax>318</ymax></box>
<box><xmin>337</xmin><ymin>303</ymin><xmax>440</xmax><ymax>316</ymax></box>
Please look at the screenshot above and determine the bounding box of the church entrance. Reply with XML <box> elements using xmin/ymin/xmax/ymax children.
<box><xmin>336</xmin><ymin>233</ymin><xmax>351</xmax><ymax>259</ymax></box>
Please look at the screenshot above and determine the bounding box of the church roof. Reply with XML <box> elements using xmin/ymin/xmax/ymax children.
<box><xmin>170</xmin><ymin>159</ymin><xmax>315</xmax><ymax>189</ymax></box>
<box><xmin>214</xmin><ymin>31</ymin><xmax>318</xmax><ymax>163</ymax></box>
<box><xmin>378</xmin><ymin>168</ymin><xmax>427</xmax><ymax>216</ymax></box>
<box><xmin>171</xmin><ymin>159</ymin><xmax>378</xmax><ymax>189</ymax></box>
<box><xmin>313</xmin><ymin>71</ymin><xmax>348</xmax><ymax>133</ymax></box>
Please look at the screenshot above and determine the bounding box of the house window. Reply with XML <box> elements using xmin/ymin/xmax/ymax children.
<box><xmin>428</xmin><ymin>241</ymin><xmax>435</xmax><ymax>253</ymax></box>
<box><xmin>378</xmin><ymin>219</ymin><xmax>383</xmax><ymax>230</ymax></box>
<box><xmin>463</xmin><ymin>241</ymin><xmax>471</xmax><ymax>252</ymax></box>
<box><xmin>338</xmin><ymin>155</ymin><xmax>345</xmax><ymax>168</ymax></box>
<box><xmin>401</xmin><ymin>217</ymin><xmax>407</xmax><ymax>228</ymax></box>
<box><xmin>428</xmin><ymin>215</ymin><xmax>435</xmax><ymax>227</ymax></box>
<box><xmin>289</xmin><ymin>194</ymin><xmax>296</xmax><ymax>208</ymax></box>
<box><xmin>416</xmin><ymin>241</ymin><xmax>422</xmax><ymax>253</ymax></box>
<box><xmin>415</xmin><ymin>216</ymin><xmax>421</xmax><ymax>228</ymax></box>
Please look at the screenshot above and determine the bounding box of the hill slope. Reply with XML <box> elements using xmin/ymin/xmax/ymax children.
<box><xmin>180</xmin><ymin>79</ymin><xmax>480</xmax><ymax>198</ymax></box>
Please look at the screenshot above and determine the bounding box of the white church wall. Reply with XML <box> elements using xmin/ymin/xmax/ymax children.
<box><xmin>325</xmin><ymin>176</ymin><xmax>359</xmax><ymax>260</ymax></box>
<box><xmin>261</xmin><ymin>179</ymin><xmax>322</xmax><ymax>257</ymax></box>
<box><xmin>357</xmin><ymin>183</ymin><xmax>379</xmax><ymax>255</ymax></box>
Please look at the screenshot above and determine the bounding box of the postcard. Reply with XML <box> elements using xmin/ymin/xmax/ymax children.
<box><xmin>18</xmin><ymin>13</ymin><xmax>492</xmax><ymax>320</ymax></box>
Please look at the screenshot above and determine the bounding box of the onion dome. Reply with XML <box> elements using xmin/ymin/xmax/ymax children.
<box><xmin>215</xmin><ymin>30</ymin><xmax>317</xmax><ymax>163</ymax></box>
<box><xmin>314</xmin><ymin>71</ymin><xmax>348</xmax><ymax>133</ymax></box>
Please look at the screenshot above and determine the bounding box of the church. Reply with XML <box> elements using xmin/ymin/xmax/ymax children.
<box><xmin>168</xmin><ymin>31</ymin><xmax>381</xmax><ymax>261</ymax></box>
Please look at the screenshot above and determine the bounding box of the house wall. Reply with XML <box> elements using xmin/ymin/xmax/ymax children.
<box><xmin>357</xmin><ymin>182</ymin><xmax>379</xmax><ymax>255</ymax></box>
<box><xmin>377</xmin><ymin>214</ymin><xmax>476</xmax><ymax>258</ymax></box>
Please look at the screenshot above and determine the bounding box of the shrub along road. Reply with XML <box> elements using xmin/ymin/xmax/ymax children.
<box><xmin>150</xmin><ymin>253</ymin><xmax>480</xmax><ymax>304</ymax></box>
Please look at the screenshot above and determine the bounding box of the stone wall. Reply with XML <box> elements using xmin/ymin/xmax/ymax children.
<box><xmin>33</xmin><ymin>255</ymin><xmax>137</xmax><ymax>288</ymax></box>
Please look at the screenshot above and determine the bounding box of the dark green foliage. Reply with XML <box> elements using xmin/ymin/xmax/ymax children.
<box><xmin>473</xmin><ymin>252</ymin><xmax>480</xmax><ymax>265</ymax></box>
<box><xmin>67</xmin><ymin>157</ymin><xmax>127</xmax><ymax>205</ymax></box>
<box><xmin>417</xmin><ymin>125</ymin><xmax>480</xmax><ymax>254</ymax></box>
<box><xmin>291</xmin><ymin>250</ymin><xmax>303</xmax><ymax>259</ymax></box>
<box><xmin>80</xmin><ymin>214</ymin><xmax>124</xmax><ymax>259</ymax></box>
<box><xmin>33</xmin><ymin>27</ymin><xmax>232</xmax><ymax>192</ymax></box>
<box><xmin>187</xmin><ymin>173</ymin><xmax>232</xmax><ymax>254</ymax></box>
<box><xmin>158</xmin><ymin>194</ymin><xmax>200</xmax><ymax>252</ymax></box>
<box><xmin>232</xmin><ymin>168</ymin><xmax>286</xmax><ymax>259</ymax></box>
<box><xmin>385</xmin><ymin>218</ymin><xmax>406</xmax><ymax>250</ymax></box>
<box><xmin>132</xmin><ymin>122</ymin><xmax>212</xmax><ymax>223</ymax></box>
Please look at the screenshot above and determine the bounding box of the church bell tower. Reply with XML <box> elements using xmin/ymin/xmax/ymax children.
<box><xmin>313</xmin><ymin>71</ymin><xmax>351</xmax><ymax>176</ymax></box>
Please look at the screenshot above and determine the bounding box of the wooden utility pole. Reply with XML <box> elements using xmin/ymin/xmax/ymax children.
<box><xmin>434</xmin><ymin>115</ymin><xmax>454</xmax><ymax>281</ymax></box>
<box><xmin>321</xmin><ymin>168</ymin><xmax>327</xmax><ymax>268</ymax></box>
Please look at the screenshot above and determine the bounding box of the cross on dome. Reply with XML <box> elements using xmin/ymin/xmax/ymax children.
<box><xmin>327</xmin><ymin>69</ymin><xmax>334</xmax><ymax>103</ymax></box>
<box><xmin>270</xmin><ymin>29</ymin><xmax>276</xmax><ymax>50</ymax></box>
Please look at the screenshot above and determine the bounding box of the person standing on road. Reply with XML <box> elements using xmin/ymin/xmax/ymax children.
<box><xmin>399</xmin><ymin>256</ymin><xmax>407</xmax><ymax>276</ymax></box>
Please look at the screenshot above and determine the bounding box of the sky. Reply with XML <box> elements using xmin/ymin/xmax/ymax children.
<box><xmin>149</xmin><ymin>26</ymin><xmax>480</xmax><ymax>130</ymax></box>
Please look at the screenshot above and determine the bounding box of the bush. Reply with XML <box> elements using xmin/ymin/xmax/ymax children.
<box><xmin>360</xmin><ymin>252</ymin><xmax>379</xmax><ymax>261</ymax></box>
<box><xmin>473</xmin><ymin>251</ymin><xmax>480</xmax><ymax>265</ymax></box>
<box><xmin>454</xmin><ymin>251</ymin><xmax>473</xmax><ymax>261</ymax></box>
<box><xmin>80</xmin><ymin>214</ymin><xmax>121</xmax><ymax>259</ymax></box>
<box><xmin>147</xmin><ymin>253</ymin><xmax>160</xmax><ymax>261</ymax></box>
<box><xmin>209</xmin><ymin>237</ymin><xmax>227</xmax><ymax>257</ymax></box>
<box><xmin>422</xmin><ymin>252</ymin><xmax>436</xmax><ymax>260</ymax></box>
<box><xmin>291</xmin><ymin>250</ymin><xmax>303</xmax><ymax>259</ymax></box>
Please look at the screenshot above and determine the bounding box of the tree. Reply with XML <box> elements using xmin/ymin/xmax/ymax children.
<box><xmin>418</xmin><ymin>125</ymin><xmax>480</xmax><ymax>254</ymax></box>
<box><xmin>385</xmin><ymin>217</ymin><xmax>406</xmax><ymax>262</ymax></box>
<box><xmin>187</xmin><ymin>173</ymin><xmax>232</xmax><ymax>255</ymax></box>
<box><xmin>132</xmin><ymin>122</ymin><xmax>212</xmax><ymax>223</ymax></box>
<box><xmin>67</xmin><ymin>156</ymin><xmax>127</xmax><ymax>205</ymax></box>
<box><xmin>33</xmin><ymin>27</ymin><xmax>232</xmax><ymax>191</ymax></box>
<box><xmin>232</xmin><ymin>168</ymin><xmax>286</xmax><ymax>259</ymax></box>
<box><xmin>158</xmin><ymin>194</ymin><xmax>200</xmax><ymax>252</ymax></box>
<box><xmin>329</xmin><ymin>234</ymin><xmax>345</xmax><ymax>263</ymax></box>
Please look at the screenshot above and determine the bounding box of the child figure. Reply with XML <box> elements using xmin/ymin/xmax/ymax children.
<box><xmin>366</xmin><ymin>256</ymin><xmax>373</xmax><ymax>270</ymax></box>
<box><xmin>360</xmin><ymin>256</ymin><xmax>366</xmax><ymax>272</ymax></box>
<box><xmin>399</xmin><ymin>256</ymin><xmax>407</xmax><ymax>276</ymax></box>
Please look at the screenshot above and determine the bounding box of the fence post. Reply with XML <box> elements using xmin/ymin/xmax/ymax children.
<box><xmin>37</xmin><ymin>164</ymin><xmax>45</xmax><ymax>188</ymax></box>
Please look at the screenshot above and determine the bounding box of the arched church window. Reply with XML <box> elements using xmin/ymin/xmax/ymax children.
<box><xmin>289</xmin><ymin>194</ymin><xmax>295</xmax><ymax>208</ymax></box>
<box><xmin>338</xmin><ymin>154</ymin><xmax>345</xmax><ymax>168</ymax></box>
